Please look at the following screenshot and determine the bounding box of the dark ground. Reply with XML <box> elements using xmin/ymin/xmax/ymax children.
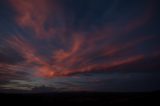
<box><xmin>0</xmin><ymin>92</ymin><xmax>160</xmax><ymax>105</ymax></box>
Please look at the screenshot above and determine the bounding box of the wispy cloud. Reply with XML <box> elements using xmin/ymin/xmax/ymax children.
<box><xmin>0</xmin><ymin>0</ymin><xmax>159</xmax><ymax>91</ymax></box>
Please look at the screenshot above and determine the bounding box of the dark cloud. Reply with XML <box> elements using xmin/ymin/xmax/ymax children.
<box><xmin>110</xmin><ymin>55</ymin><xmax>160</xmax><ymax>73</ymax></box>
<box><xmin>0</xmin><ymin>46</ymin><xmax>25</xmax><ymax>64</ymax></box>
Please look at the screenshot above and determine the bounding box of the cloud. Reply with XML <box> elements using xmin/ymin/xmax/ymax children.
<box><xmin>10</xmin><ymin>0</ymin><xmax>64</xmax><ymax>39</ymax></box>
<box><xmin>0</xmin><ymin>0</ymin><xmax>159</xmax><ymax>91</ymax></box>
<box><xmin>0</xmin><ymin>44</ymin><xmax>24</xmax><ymax>64</ymax></box>
<box><xmin>1</xmin><ymin>0</ymin><xmax>157</xmax><ymax>79</ymax></box>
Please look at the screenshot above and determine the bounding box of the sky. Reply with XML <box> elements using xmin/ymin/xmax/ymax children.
<box><xmin>0</xmin><ymin>0</ymin><xmax>160</xmax><ymax>93</ymax></box>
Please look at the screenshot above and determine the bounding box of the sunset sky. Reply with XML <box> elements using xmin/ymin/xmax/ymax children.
<box><xmin>0</xmin><ymin>0</ymin><xmax>160</xmax><ymax>92</ymax></box>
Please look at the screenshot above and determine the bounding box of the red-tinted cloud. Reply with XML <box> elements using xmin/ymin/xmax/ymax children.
<box><xmin>10</xmin><ymin>0</ymin><xmax>63</xmax><ymax>39</ymax></box>
<box><xmin>2</xmin><ymin>0</ymin><xmax>157</xmax><ymax>79</ymax></box>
